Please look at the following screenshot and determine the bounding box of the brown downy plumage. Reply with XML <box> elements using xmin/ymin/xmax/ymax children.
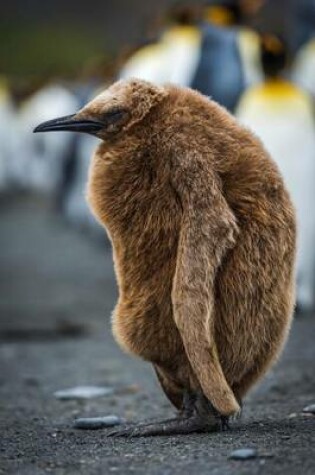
<box><xmin>34</xmin><ymin>78</ymin><xmax>296</xmax><ymax>436</ymax></box>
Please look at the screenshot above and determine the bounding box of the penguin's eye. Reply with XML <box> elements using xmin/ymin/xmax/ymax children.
<box><xmin>102</xmin><ymin>108</ymin><xmax>129</xmax><ymax>125</ymax></box>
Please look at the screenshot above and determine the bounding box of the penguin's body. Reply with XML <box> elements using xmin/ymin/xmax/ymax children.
<box><xmin>237</xmin><ymin>71</ymin><xmax>315</xmax><ymax>311</ymax></box>
<box><xmin>238</xmin><ymin>28</ymin><xmax>263</xmax><ymax>86</ymax></box>
<box><xmin>191</xmin><ymin>4</ymin><xmax>263</xmax><ymax>111</ymax></box>
<box><xmin>35</xmin><ymin>79</ymin><xmax>296</xmax><ymax>436</ymax></box>
<box><xmin>191</xmin><ymin>22</ymin><xmax>245</xmax><ymax>111</ymax></box>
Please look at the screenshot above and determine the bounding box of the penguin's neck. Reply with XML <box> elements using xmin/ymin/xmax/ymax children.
<box><xmin>261</xmin><ymin>77</ymin><xmax>299</xmax><ymax>100</ymax></box>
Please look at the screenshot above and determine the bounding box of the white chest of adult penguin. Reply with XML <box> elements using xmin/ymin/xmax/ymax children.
<box><xmin>236</xmin><ymin>35</ymin><xmax>315</xmax><ymax>312</ymax></box>
<box><xmin>34</xmin><ymin>78</ymin><xmax>296</xmax><ymax>437</ymax></box>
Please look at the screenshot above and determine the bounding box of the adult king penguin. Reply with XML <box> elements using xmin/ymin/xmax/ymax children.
<box><xmin>236</xmin><ymin>35</ymin><xmax>315</xmax><ymax>312</ymax></box>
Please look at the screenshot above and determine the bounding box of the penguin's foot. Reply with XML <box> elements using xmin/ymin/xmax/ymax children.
<box><xmin>106</xmin><ymin>413</ymin><xmax>220</xmax><ymax>438</ymax></box>
<box><xmin>220</xmin><ymin>415</ymin><xmax>231</xmax><ymax>431</ymax></box>
<box><xmin>107</xmin><ymin>391</ymin><xmax>227</xmax><ymax>438</ymax></box>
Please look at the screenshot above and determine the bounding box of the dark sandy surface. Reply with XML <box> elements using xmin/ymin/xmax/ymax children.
<box><xmin>0</xmin><ymin>195</ymin><xmax>314</xmax><ymax>475</ymax></box>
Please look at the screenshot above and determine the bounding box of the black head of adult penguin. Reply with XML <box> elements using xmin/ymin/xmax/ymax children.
<box><xmin>260</xmin><ymin>34</ymin><xmax>288</xmax><ymax>78</ymax></box>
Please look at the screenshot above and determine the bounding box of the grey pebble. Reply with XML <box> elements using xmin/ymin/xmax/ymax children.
<box><xmin>74</xmin><ymin>415</ymin><xmax>123</xmax><ymax>429</ymax></box>
<box><xmin>54</xmin><ymin>385</ymin><xmax>114</xmax><ymax>400</ymax></box>
<box><xmin>303</xmin><ymin>404</ymin><xmax>315</xmax><ymax>414</ymax></box>
<box><xmin>229</xmin><ymin>448</ymin><xmax>257</xmax><ymax>460</ymax></box>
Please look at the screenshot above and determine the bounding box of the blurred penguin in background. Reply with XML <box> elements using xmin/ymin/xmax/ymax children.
<box><xmin>4</xmin><ymin>78</ymin><xmax>36</xmax><ymax>191</ymax></box>
<box><xmin>290</xmin><ymin>0</ymin><xmax>315</xmax><ymax>55</ymax></box>
<box><xmin>236</xmin><ymin>34</ymin><xmax>315</xmax><ymax>312</ymax></box>
<box><xmin>6</xmin><ymin>76</ymin><xmax>79</xmax><ymax>195</ymax></box>
<box><xmin>22</xmin><ymin>79</ymin><xmax>79</xmax><ymax>195</ymax></box>
<box><xmin>191</xmin><ymin>0</ymin><xmax>264</xmax><ymax>112</ymax></box>
<box><xmin>119</xmin><ymin>4</ymin><xmax>202</xmax><ymax>87</ymax></box>
<box><xmin>291</xmin><ymin>0</ymin><xmax>315</xmax><ymax>97</ymax></box>
<box><xmin>118</xmin><ymin>38</ymin><xmax>165</xmax><ymax>84</ymax></box>
<box><xmin>292</xmin><ymin>37</ymin><xmax>315</xmax><ymax>98</ymax></box>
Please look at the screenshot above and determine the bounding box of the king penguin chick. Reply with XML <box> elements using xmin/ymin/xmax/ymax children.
<box><xmin>34</xmin><ymin>78</ymin><xmax>296</xmax><ymax>437</ymax></box>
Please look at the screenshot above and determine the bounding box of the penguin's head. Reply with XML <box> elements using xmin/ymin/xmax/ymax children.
<box><xmin>33</xmin><ymin>79</ymin><xmax>168</xmax><ymax>141</ymax></box>
<box><xmin>260</xmin><ymin>34</ymin><xmax>288</xmax><ymax>78</ymax></box>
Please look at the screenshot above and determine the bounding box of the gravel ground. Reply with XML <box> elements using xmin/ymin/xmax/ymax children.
<box><xmin>0</xmin><ymin>195</ymin><xmax>314</xmax><ymax>475</ymax></box>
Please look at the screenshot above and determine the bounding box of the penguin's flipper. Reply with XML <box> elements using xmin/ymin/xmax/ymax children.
<box><xmin>171</xmin><ymin>155</ymin><xmax>240</xmax><ymax>416</ymax></box>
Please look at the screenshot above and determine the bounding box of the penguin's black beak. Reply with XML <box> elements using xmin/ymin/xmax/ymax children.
<box><xmin>33</xmin><ymin>114</ymin><xmax>104</xmax><ymax>135</ymax></box>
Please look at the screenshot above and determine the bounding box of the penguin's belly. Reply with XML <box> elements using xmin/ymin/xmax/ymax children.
<box><xmin>88</xmin><ymin>153</ymin><xmax>185</xmax><ymax>363</ymax></box>
<box><xmin>112</xmin><ymin>295</ymin><xmax>184</xmax><ymax>365</ymax></box>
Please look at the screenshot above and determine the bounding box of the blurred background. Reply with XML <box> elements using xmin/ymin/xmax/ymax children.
<box><xmin>1</xmin><ymin>2</ymin><xmax>315</xmax><ymax>473</ymax></box>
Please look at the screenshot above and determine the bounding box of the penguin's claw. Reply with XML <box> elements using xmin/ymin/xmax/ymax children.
<box><xmin>107</xmin><ymin>415</ymin><xmax>220</xmax><ymax>438</ymax></box>
<box><xmin>220</xmin><ymin>415</ymin><xmax>231</xmax><ymax>431</ymax></box>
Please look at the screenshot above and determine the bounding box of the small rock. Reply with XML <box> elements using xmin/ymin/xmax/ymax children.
<box><xmin>302</xmin><ymin>404</ymin><xmax>315</xmax><ymax>415</ymax></box>
<box><xmin>229</xmin><ymin>448</ymin><xmax>257</xmax><ymax>460</ymax></box>
<box><xmin>116</xmin><ymin>384</ymin><xmax>140</xmax><ymax>395</ymax></box>
<box><xmin>288</xmin><ymin>413</ymin><xmax>297</xmax><ymax>419</ymax></box>
<box><xmin>74</xmin><ymin>415</ymin><xmax>123</xmax><ymax>429</ymax></box>
<box><xmin>54</xmin><ymin>385</ymin><xmax>114</xmax><ymax>400</ymax></box>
